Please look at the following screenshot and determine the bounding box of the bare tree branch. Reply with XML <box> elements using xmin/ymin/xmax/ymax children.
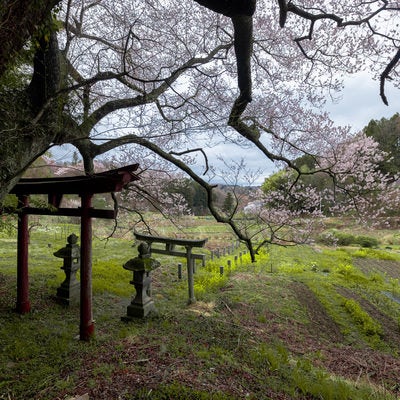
<box><xmin>380</xmin><ymin>47</ymin><xmax>400</xmax><ymax>106</ymax></box>
<box><xmin>170</xmin><ymin>148</ymin><xmax>210</xmax><ymax>175</ymax></box>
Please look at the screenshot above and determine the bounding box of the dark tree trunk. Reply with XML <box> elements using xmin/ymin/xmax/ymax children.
<box><xmin>193</xmin><ymin>0</ymin><xmax>256</xmax><ymax>17</ymax></box>
<box><xmin>194</xmin><ymin>0</ymin><xmax>255</xmax><ymax>107</ymax></box>
<box><xmin>0</xmin><ymin>30</ymin><xmax>63</xmax><ymax>203</ymax></box>
<box><xmin>0</xmin><ymin>0</ymin><xmax>61</xmax><ymax>79</ymax></box>
<box><xmin>28</xmin><ymin>33</ymin><xmax>61</xmax><ymax>113</ymax></box>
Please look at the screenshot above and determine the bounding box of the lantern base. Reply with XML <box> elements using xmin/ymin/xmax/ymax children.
<box><xmin>56</xmin><ymin>282</ymin><xmax>80</xmax><ymax>305</ymax></box>
<box><xmin>121</xmin><ymin>299</ymin><xmax>156</xmax><ymax>320</ymax></box>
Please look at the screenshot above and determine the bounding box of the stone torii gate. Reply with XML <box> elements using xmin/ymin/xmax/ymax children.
<box><xmin>134</xmin><ymin>232</ymin><xmax>207</xmax><ymax>304</ymax></box>
<box><xmin>9</xmin><ymin>164</ymin><xmax>140</xmax><ymax>340</ymax></box>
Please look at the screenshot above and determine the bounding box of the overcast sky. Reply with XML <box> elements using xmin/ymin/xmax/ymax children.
<box><xmin>51</xmin><ymin>72</ymin><xmax>399</xmax><ymax>186</ymax></box>
<box><xmin>326</xmin><ymin>72</ymin><xmax>399</xmax><ymax>132</ymax></box>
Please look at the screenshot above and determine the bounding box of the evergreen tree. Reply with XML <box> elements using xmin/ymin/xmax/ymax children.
<box><xmin>222</xmin><ymin>192</ymin><xmax>234</xmax><ymax>215</ymax></box>
<box><xmin>72</xmin><ymin>151</ymin><xmax>79</xmax><ymax>166</ymax></box>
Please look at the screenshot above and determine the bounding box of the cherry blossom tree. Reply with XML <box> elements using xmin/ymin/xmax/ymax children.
<box><xmin>319</xmin><ymin>132</ymin><xmax>400</xmax><ymax>220</ymax></box>
<box><xmin>1</xmin><ymin>0</ymin><xmax>399</xmax><ymax>260</ymax></box>
<box><xmin>257</xmin><ymin>132</ymin><xmax>400</xmax><ymax>248</ymax></box>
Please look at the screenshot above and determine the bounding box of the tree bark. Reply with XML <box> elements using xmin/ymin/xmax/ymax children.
<box><xmin>0</xmin><ymin>29</ymin><xmax>63</xmax><ymax>202</ymax></box>
<box><xmin>0</xmin><ymin>0</ymin><xmax>61</xmax><ymax>79</ymax></box>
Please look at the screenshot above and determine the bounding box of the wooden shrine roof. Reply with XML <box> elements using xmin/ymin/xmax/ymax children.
<box><xmin>11</xmin><ymin>164</ymin><xmax>140</xmax><ymax>196</ymax></box>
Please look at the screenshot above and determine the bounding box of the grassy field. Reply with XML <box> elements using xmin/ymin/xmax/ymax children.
<box><xmin>1</xmin><ymin>217</ymin><xmax>400</xmax><ymax>399</ymax></box>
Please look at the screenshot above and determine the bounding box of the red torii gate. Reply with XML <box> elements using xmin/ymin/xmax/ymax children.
<box><xmin>9</xmin><ymin>164</ymin><xmax>140</xmax><ymax>340</ymax></box>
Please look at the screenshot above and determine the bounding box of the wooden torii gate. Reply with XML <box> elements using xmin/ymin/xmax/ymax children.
<box><xmin>8</xmin><ymin>164</ymin><xmax>140</xmax><ymax>340</ymax></box>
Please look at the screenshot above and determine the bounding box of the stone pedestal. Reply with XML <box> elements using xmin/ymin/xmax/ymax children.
<box><xmin>54</xmin><ymin>234</ymin><xmax>80</xmax><ymax>305</ymax></box>
<box><xmin>122</xmin><ymin>242</ymin><xmax>160</xmax><ymax>320</ymax></box>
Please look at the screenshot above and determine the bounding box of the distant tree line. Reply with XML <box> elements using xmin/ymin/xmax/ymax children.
<box><xmin>364</xmin><ymin>113</ymin><xmax>400</xmax><ymax>178</ymax></box>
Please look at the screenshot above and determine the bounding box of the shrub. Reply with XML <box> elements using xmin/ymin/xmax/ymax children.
<box><xmin>354</xmin><ymin>235</ymin><xmax>379</xmax><ymax>248</ymax></box>
<box><xmin>335</xmin><ymin>232</ymin><xmax>357</xmax><ymax>246</ymax></box>
<box><xmin>318</xmin><ymin>230</ymin><xmax>356</xmax><ymax>246</ymax></box>
<box><xmin>318</xmin><ymin>230</ymin><xmax>379</xmax><ymax>248</ymax></box>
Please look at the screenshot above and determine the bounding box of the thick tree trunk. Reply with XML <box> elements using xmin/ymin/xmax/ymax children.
<box><xmin>0</xmin><ymin>0</ymin><xmax>61</xmax><ymax>79</ymax></box>
<box><xmin>0</xmin><ymin>29</ymin><xmax>62</xmax><ymax>204</ymax></box>
<box><xmin>194</xmin><ymin>0</ymin><xmax>255</xmax><ymax>109</ymax></box>
<box><xmin>193</xmin><ymin>0</ymin><xmax>256</xmax><ymax>17</ymax></box>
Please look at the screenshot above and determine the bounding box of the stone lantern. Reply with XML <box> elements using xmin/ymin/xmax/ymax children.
<box><xmin>54</xmin><ymin>233</ymin><xmax>80</xmax><ymax>305</ymax></box>
<box><xmin>122</xmin><ymin>242</ymin><xmax>160</xmax><ymax>320</ymax></box>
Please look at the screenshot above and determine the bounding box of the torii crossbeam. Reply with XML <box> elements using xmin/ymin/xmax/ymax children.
<box><xmin>8</xmin><ymin>164</ymin><xmax>140</xmax><ymax>340</ymax></box>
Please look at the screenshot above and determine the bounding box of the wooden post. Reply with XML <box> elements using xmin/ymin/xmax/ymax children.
<box><xmin>186</xmin><ymin>246</ymin><xmax>196</xmax><ymax>304</ymax></box>
<box><xmin>178</xmin><ymin>263</ymin><xmax>182</xmax><ymax>280</ymax></box>
<box><xmin>16</xmin><ymin>195</ymin><xmax>30</xmax><ymax>314</ymax></box>
<box><xmin>80</xmin><ymin>193</ymin><xmax>94</xmax><ymax>341</ymax></box>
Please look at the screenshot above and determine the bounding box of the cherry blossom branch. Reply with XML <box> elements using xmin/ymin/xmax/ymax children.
<box><xmin>228</xmin><ymin>103</ymin><xmax>303</xmax><ymax>172</ymax></box>
<box><xmin>169</xmin><ymin>148</ymin><xmax>210</xmax><ymax>175</ymax></box>
<box><xmin>284</xmin><ymin>1</ymin><xmax>397</xmax><ymax>103</ymax></box>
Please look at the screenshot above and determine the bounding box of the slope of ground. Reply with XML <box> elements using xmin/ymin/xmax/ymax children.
<box><xmin>1</xmin><ymin>234</ymin><xmax>400</xmax><ymax>399</ymax></box>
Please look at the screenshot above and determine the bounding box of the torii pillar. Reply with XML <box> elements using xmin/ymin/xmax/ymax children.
<box><xmin>80</xmin><ymin>193</ymin><xmax>94</xmax><ymax>341</ymax></box>
<box><xmin>16</xmin><ymin>195</ymin><xmax>30</xmax><ymax>314</ymax></box>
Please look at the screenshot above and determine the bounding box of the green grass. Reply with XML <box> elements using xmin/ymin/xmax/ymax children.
<box><xmin>1</xmin><ymin>220</ymin><xmax>400</xmax><ymax>399</ymax></box>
